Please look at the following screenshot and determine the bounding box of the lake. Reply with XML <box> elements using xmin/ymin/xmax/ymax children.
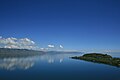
<box><xmin>0</xmin><ymin>52</ymin><xmax>120</xmax><ymax>80</ymax></box>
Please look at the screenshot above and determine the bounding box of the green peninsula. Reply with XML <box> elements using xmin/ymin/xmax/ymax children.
<box><xmin>71</xmin><ymin>53</ymin><xmax>120</xmax><ymax>67</ymax></box>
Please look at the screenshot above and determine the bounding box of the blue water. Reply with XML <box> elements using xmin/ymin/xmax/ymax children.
<box><xmin>0</xmin><ymin>52</ymin><xmax>120</xmax><ymax>80</ymax></box>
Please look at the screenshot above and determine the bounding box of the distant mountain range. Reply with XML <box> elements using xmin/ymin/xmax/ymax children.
<box><xmin>0</xmin><ymin>48</ymin><xmax>45</xmax><ymax>58</ymax></box>
<box><xmin>0</xmin><ymin>48</ymin><xmax>81</xmax><ymax>58</ymax></box>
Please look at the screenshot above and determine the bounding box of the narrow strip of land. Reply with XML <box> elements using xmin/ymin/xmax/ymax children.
<box><xmin>71</xmin><ymin>53</ymin><xmax>120</xmax><ymax>67</ymax></box>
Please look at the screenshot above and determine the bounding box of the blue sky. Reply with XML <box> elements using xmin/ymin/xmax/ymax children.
<box><xmin>0</xmin><ymin>0</ymin><xmax>120</xmax><ymax>51</ymax></box>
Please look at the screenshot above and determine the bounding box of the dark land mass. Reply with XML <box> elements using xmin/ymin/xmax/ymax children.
<box><xmin>71</xmin><ymin>53</ymin><xmax>120</xmax><ymax>67</ymax></box>
<box><xmin>0</xmin><ymin>48</ymin><xmax>45</xmax><ymax>58</ymax></box>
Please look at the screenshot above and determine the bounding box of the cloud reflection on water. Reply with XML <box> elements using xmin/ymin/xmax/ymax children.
<box><xmin>0</xmin><ymin>57</ymin><xmax>34</xmax><ymax>70</ymax></box>
<box><xmin>0</xmin><ymin>52</ymin><xmax>81</xmax><ymax>70</ymax></box>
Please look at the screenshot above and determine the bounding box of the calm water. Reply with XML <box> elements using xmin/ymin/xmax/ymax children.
<box><xmin>0</xmin><ymin>52</ymin><xmax>120</xmax><ymax>80</ymax></box>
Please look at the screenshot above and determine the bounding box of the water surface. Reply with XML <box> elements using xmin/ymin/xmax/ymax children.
<box><xmin>0</xmin><ymin>52</ymin><xmax>120</xmax><ymax>80</ymax></box>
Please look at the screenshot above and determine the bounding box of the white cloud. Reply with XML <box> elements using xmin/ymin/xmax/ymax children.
<box><xmin>4</xmin><ymin>45</ymin><xmax>19</xmax><ymax>49</ymax></box>
<box><xmin>0</xmin><ymin>36</ymin><xmax>2</xmax><ymax>38</ymax></box>
<box><xmin>0</xmin><ymin>37</ymin><xmax>37</xmax><ymax>50</ymax></box>
<box><xmin>48</xmin><ymin>45</ymin><xmax>54</xmax><ymax>48</ymax></box>
<box><xmin>40</xmin><ymin>48</ymin><xmax>44</xmax><ymax>50</ymax></box>
<box><xmin>18</xmin><ymin>38</ymin><xmax>35</xmax><ymax>46</ymax></box>
<box><xmin>60</xmin><ymin>45</ymin><xmax>63</xmax><ymax>48</ymax></box>
<box><xmin>0</xmin><ymin>36</ymin><xmax>66</xmax><ymax>51</ymax></box>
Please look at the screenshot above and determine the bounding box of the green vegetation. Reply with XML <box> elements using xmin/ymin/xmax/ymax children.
<box><xmin>71</xmin><ymin>53</ymin><xmax>120</xmax><ymax>67</ymax></box>
<box><xmin>0</xmin><ymin>48</ymin><xmax>45</xmax><ymax>58</ymax></box>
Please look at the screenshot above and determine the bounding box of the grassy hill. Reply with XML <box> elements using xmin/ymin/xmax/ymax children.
<box><xmin>71</xmin><ymin>53</ymin><xmax>120</xmax><ymax>67</ymax></box>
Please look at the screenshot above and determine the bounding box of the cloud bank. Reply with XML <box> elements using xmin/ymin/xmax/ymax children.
<box><xmin>0</xmin><ymin>36</ymin><xmax>37</xmax><ymax>50</ymax></box>
<box><xmin>0</xmin><ymin>36</ymin><xmax>64</xmax><ymax>51</ymax></box>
